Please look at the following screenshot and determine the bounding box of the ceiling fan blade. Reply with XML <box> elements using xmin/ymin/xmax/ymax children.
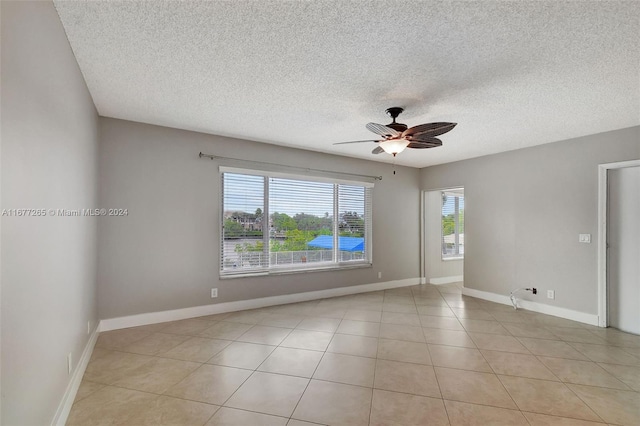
<box><xmin>371</xmin><ymin>146</ymin><xmax>384</xmax><ymax>154</ymax></box>
<box><xmin>333</xmin><ymin>140</ymin><xmax>380</xmax><ymax>145</ymax></box>
<box><xmin>409</xmin><ymin>135</ymin><xmax>443</xmax><ymax>144</ymax></box>
<box><xmin>403</xmin><ymin>122</ymin><xmax>456</xmax><ymax>138</ymax></box>
<box><xmin>407</xmin><ymin>138</ymin><xmax>443</xmax><ymax>149</ymax></box>
<box><xmin>366</xmin><ymin>122</ymin><xmax>401</xmax><ymax>138</ymax></box>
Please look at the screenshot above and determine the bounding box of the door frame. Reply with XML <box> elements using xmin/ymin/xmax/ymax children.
<box><xmin>420</xmin><ymin>187</ymin><xmax>465</xmax><ymax>286</ymax></box>
<box><xmin>597</xmin><ymin>159</ymin><xmax>640</xmax><ymax>327</ymax></box>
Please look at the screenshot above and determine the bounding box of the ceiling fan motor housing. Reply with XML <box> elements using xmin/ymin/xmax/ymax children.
<box><xmin>385</xmin><ymin>107</ymin><xmax>408</xmax><ymax>132</ymax></box>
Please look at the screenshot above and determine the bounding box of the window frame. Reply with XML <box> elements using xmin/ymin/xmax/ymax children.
<box><xmin>220</xmin><ymin>166</ymin><xmax>373</xmax><ymax>278</ymax></box>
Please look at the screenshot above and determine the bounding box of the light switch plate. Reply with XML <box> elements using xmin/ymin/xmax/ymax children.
<box><xmin>579</xmin><ymin>234</ymin><xmax>591</xmax><ymax>243</ymax></box>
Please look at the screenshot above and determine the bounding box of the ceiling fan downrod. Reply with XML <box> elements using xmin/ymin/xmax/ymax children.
<box><xmin>384</xmin><ymin>107</ymin><xmax>408</xmax><ymax>133</ymax></box>
<box><xmin>385</xmin><ymin>107</ymin><xmax>404</xmax><ymax>123</ymax></box>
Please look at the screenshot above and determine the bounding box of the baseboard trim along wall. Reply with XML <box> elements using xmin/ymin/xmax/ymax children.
<box><xmin>99</xmin><ymin>278</ymin><xmax>421</xmax><ymax>332</ymax></box>
<box><xmin>429</xmin><ymin>275</ymin><xmax>464</xmax><ymax>285</ymax></box>
<box><xmin>51</xmin><ymin>325</ymin><xmax>100</xmax><ymax>426</ymax></box>
<box><xmin>462</xmin><ymin>287</ymin><xmax>599</xmax><ymax>326</ymax></box>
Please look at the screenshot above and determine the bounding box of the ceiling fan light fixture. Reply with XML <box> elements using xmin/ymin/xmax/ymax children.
<box><xmin>379</xmin><ymin>138</ymin><xmax>409</xmax><ymax>156</ymax></box>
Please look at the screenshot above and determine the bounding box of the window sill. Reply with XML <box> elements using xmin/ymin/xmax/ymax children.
<box><xmin>442</xmin><ymin>256</ymin><xmax>464</xmax><ymax>262</ymax></box>
<box><xmin>220</xmin><ymin>262</ymin><xmax>372</xmax><ymax>279</ymax></box>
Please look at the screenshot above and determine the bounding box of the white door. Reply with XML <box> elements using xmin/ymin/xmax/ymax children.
<box><xmin>608</xmin><ymin>166</ymin><xmax>640</xmax><ymax>334</ymax></box>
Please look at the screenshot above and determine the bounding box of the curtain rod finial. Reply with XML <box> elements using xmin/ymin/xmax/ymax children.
<box><xmin>199</xmin><ymin>152</ymin><xmax>215</xmax><ymax>160</ymax></box>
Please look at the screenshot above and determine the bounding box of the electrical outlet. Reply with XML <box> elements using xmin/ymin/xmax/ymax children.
<box><xmin>211</xmin><ymin>288</ymin><xmax>218</xmax><ymax>298</ymax></box>
<box><xmin>547</xmin><ymin>290</ymin><xmax>555</xmax><ymax>300</ymax></box>
<box><xmin>377</xmin><ymin>272</ymin><xmax>382</xmax><ymax>279</ymax></box>
<box><xmin>579</xmin><ymin>234</ymin><xmax>591</xmax><ymax>243</ymax></box>
<box><xmin>67</xmin><ymin>353</ymin><xmax>73</xmax><ymax>375</ymax></box>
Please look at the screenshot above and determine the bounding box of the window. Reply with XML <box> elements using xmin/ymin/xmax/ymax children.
<box><xmin>221</xmin><ymin>168</ymin><xmax>372</xmax><ymax>276</ymax></box>
<box><xmin>442</xmin><ymin>189</ymin><xmax>464</xmax><ymax>259</ymax></box>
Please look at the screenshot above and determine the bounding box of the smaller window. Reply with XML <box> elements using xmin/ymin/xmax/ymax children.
<box><xmin>442</xmin><ymin>190</ymin><xmax>464</xmax><ymax>259</ymax></box>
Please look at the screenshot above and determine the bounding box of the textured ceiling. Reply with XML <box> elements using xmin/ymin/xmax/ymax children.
<box><xmin>54</xmin><ymin>0</ymin><xmax>639</xmax><ymax>168</ymax></box>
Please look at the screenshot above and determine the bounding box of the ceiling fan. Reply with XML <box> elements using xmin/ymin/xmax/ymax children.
<box><xmin>334</xmin><ymin>107</ymin><xmax>456</xmax><ymax>156</ymax></box>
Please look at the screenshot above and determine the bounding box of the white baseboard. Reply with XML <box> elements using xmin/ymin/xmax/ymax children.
<box><xmin>51</xmin><ymin>325</ymin><xmax>100</xmax><ymax>426</ymax></box>
<box><xmin>429</xmin><ymin>275</ymin><xmax>464</xmax><ymax>285</ymax></box>
<box><xmin>100</xmin><ymin>278</ymin><xmax>421</xmax><ymax>332</ymax></box>
<box><xmin>462</xmin><ymin>288</ymin><xmax>510</xmax><ymax>305</ymax></box>
<box><xmin>462</xmin><ymin>287</ymin><xmax>599</xmax><ymax>326</ymax></box>
<box><xmin>420</xmin><ymin>277</ymin><xmax>427</xmax><ymax>284</ymax></box>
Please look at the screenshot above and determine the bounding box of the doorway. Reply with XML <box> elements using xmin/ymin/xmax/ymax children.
<box><xmin>597</xmin><ymin>160</ymin><xmax>640</xmax><ymax>331</ymax></box>
<box><xmin>422</xmin><ymin>188</ymin><xmax>464</xmax><ymax>286</ymax></box>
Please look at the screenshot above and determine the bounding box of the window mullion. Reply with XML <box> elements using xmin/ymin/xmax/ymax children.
<box><xmin>365</xmin><ymin>188</ymin><xmax>372</xmax><ymax>263</ymax></box>
<box><xmin>264</xmin><ymin>176</ymin><xmax>270</xmax><ymax>268</ymax></box>
<box><xmin>220</xmin><ymin>173</ymin><xmax>225</xmax><ymax>271</ymax></box>
<box><xmin>333</xmin><ymin>184</ymin><xmax>339</xmax><ymax>264</ymax></box>
<box><xmin>454</xmin><ymin>196</ymin><xmax>460</xmax><ymax>255</ymax></box>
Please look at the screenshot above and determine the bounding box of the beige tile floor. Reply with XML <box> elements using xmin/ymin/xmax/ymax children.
<box><xmin>68</xmin><ymin>283</ymin><xmax>640</xmax><ymax>425</ymax></box>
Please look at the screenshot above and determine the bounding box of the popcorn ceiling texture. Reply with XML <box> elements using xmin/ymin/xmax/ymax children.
<box><xmin>53</xmin><ymin>0</ymin><xmax>639</xmax><ymax>168</ymax></box>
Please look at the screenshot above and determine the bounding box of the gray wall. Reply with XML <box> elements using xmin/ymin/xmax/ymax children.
<box><xmin>420</xmin><ymin>126</ymin><xmax>640</xmax><ymax>315</ymax></box>
<box><xmin>98</xmin><ymin>118</ymin><xmax>421</xmax><ymax>319</ymax></box>
<box><xmin>1</xmin><ymin>1</ymin><xmax>99</xmax><ymax>424</ymax></box>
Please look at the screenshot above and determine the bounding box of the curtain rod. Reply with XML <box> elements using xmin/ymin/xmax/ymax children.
<box><xmin>198</xmin><ymin>152</ymin><xmax>383</xmax><ymax>181</ymax></box>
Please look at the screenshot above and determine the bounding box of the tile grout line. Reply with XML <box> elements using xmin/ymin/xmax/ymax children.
<box><xmin>552</xmin><ymin>384</ymin><xmax>608</xmax><ymax>424</ymax></box>
<box><xmin>368</xmin><ymin>356</ymin><xmax>379</xmax><ymax>425</ymax></box>
<box><xmin>423</xmin><ymin>329</ymin><xmax>452</xmax><ymax>425</ymax></box>
<box><xmin>79</xmin><ymin>284</ymin><xmax>640</xmax><ymax>425</ymax></box>
<box><xmin>287</xmin><ymin>337</ymin><xmax>331</xmax><ymax>424</ymax></box>
<box><xmin>438</xmin><ymin>285</ymin><xmax>524</xmax><ymax>423</ymax></box>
